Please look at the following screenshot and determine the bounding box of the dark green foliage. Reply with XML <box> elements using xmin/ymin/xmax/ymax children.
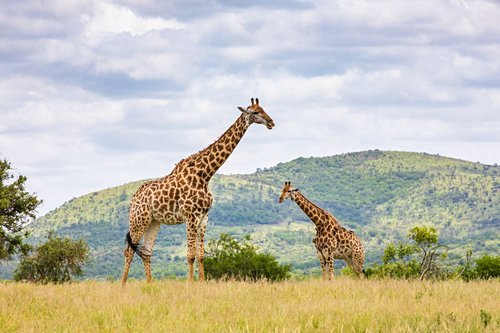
<box><xmin>14</xmin><ymin>232</ymin><xmax>89</xmax><ymax>283</ymax></box>
<box><xmin>0</xmin><ymin>158</ymin><xmax>42</xmax><ymax>260</ymax></box>
<box><xmin>475</xmin><ymin>255</ymin><xmax>500</xmax><ymax>279</ymax></box>
<box><xmin>204</xmin><ymin>233</ymin><xmax>291</xmax><ymax>281</ymax></box>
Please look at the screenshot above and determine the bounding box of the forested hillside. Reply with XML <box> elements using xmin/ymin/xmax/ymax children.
<box><xmin>1</xmin><ymin>150</ymin><xmax>498</xmax><ymax>279</ymax></box>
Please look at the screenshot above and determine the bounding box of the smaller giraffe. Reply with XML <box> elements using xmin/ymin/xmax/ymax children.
<box><xmin>279</xmin><ymin>181</ymin><xmax>365</xmax><ymax>280</ymax></box>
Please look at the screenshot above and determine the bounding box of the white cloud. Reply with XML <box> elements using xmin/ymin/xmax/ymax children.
<box><xmin>81</xmin><ymin>1</ymin><xmax>185</xmax><ymax>45</ymax></box>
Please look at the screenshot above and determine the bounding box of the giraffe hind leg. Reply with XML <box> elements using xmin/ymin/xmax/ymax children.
<box><xmin>141</xmin><ymin>221</ymin><xmax>161</xmax><ymax>283</ymax></box>
<box><xmin>121</xmin><ymin>232</ymin><xmax>147</xmax><ymax>286</ymax></box>
<box><xmin>121</xmin><ymin>217</ymin><xmax>151</xmax><ymax>284</ymax></box>
<box><xmin>121</xmin><ymin>244</ymin><xmax>135</xmax><ymax>286</ymax></box>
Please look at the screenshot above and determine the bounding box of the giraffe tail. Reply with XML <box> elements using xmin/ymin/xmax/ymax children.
<box><xmin>125</xmin><ymin>232</ymin><xmax>149</xmax><ymax>260</ymax></box>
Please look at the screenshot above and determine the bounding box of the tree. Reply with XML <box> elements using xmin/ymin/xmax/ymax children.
<box><xmin>204</xmin><ymin>233</ymin><xmax>291</xmax><ymax>281</ymax></box>
<box><xmin>366</xmin><ymin>225</ymin><xmax>447</xmax><ymax>280</ymax></box>
<box><xmin>14</xmin><ymin>232</ymin><xmax>89</xmax><ymax>283</ymax></box>
<box><xmin>475</xmin><ymin>255</ymin><xmax>500</xmax><ymax>279</ymax></box>
<box><xmin>0</xmin><ymin>158</ymin><xmax>42</xmax><ymax>260</ymax></box>
<box><xmin>408</xmin><ymin>226</ymin><xmax>447</xmax><ymax>280</ymax></box>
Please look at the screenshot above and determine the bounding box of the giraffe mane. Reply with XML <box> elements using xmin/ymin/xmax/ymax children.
<box><xmin>169</xmin><ymin>113</ymin><xmax>245</xmax><ymax>175</ymax></box>
<box><xmin>297</xmin><ymin>191</ymin><xmax>337</xmax><ymax>222</ymax></box>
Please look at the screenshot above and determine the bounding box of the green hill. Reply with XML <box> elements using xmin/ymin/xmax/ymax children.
<box><xmin>1</xmin><ymin>150</ymin><xmax>498</xmax><ymax>279</ymax></box>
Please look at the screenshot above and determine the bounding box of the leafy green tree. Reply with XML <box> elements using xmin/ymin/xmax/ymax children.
<box><xmin>204</xmin><ymin>233</ymin><xmax>291</xmax><ymax>281</ymax></box>
<box><xmin>408</xmin><ymin>226</ymin><xmax>447</xmax><ymax>280</ymax></box>
<box><xmin>14</xmin><ymin>232</ymin><xmax>89</xmax><ymax>283</ymax></box>
<box><xmin>475</xmin><ymin>255</ymin><xmax>500</xmax><ymax>279</ymax></box>
<box><xmin>0</xmin><ymin>158</ymin><xmax>42</xmax><ymax>260</ymax></box>
<box><xmin>366</xmin><ymin>241</ymin><xmax>420</xmax><ymax>279</ymax></box>
<box><xmin>367</xmin><ymin>225</ymin><xmax>447</xmax><ymax>279</ymax></box>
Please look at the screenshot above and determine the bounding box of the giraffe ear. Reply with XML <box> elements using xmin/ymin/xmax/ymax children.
<box><xmin>238</xmin><ymin>106</ymin><xmax>247</xmax><ymax>113</ymax></box>
<box><xmin>292</xmin><ymin>188</ymin><xmax>299</xmax><ymax>192</ymax></box>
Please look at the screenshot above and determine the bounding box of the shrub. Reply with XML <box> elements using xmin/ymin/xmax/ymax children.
<box><xmin>475</xmin><ymin>255</ymin><xmax>500</xmax><ymax>279</ymax></box>
<box><xmin>367</xmin><ymin>225</ymin><xmax>447</xmax><ymax>279</ymax></box>
<box><xmin>14</xmin><ymin>231</ymin><xmax>89</xmax><ymax>283</ymax></box>
<box><xmin>204</xmin><ymin>233</ymin><xmax>291</xmax><ymax>282</ymax></box>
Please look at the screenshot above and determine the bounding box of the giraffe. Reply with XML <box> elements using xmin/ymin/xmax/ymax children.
<box><xmin>279</xmin><ymin>181</ymin><xmax>365</xmax><ymax>280</ymax></box>
<box><xmin>121</xmin><ymin>98</ymin><xmax>274</xmax><ymax>285</ymax></box>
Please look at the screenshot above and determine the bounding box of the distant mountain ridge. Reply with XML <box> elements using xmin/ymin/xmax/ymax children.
<box><xmin>1</xmin><ymin>150</ymin><xmax>498</xmax><ymax>279</ymax></box>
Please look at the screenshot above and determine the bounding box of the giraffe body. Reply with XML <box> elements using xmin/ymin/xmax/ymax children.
<box><xmin>121</xmin><ymin>99</ymin><xmax>274</xmax><ymax>285</ymax></box>
<box><xmin>279</xmin><ymin>182</ymin><xmax>365</xmax><ymax>280</ymax></box>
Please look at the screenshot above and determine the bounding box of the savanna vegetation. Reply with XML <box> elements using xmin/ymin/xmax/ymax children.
<box><xmin>0</xmin><ymin>150</ymin><xmax>498</xmax><ymax>280</ymax></box>
<box><xmin>0</xmin><ymin>279</ymin><xmax>498</xmax><ymax>332</ymax></box>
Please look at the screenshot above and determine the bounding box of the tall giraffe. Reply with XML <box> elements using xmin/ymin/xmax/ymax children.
<box><xmin>279</xmin><ymin>181</ymin><xmax>365</xmax><ymax>280</ymax></box>
<box><xmin>121</xmin><ymin>98</ymin><xmax>274</xmax><ymax>284</ymax></box>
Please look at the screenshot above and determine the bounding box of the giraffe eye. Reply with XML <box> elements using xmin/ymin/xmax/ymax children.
<box><xmin>252</xmin><ymin>111</ymin><xmax>259</xmax><ymax>115</ymax></box>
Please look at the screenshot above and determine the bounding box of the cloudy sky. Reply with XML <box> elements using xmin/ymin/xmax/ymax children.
<box><xmin>1</xmin><ymin>0</ymin><xmax>499</xmax><ymax>216</ymax></box>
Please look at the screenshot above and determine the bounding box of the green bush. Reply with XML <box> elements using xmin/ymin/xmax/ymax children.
<box><xmin>367</xmin><ymin>226</ymin><xmax>447</xmax><ymax>279</ymax></box>
<box><xmin>475</xmin><ymin>255</ymin><xmax>500</xmax><ymax>279</ymax></box>
<box><xmin>204</xmin><ymin>233</ymin><xmax>291</xmax><ymax>282</ymax></box>
<box><xmin>14</xmin><ymin>231</ymin><xmax>89</xmax><ymax>284</ymax></box>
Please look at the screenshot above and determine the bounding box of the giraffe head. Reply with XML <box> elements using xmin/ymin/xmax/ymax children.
<box><xmin>278</xmin><ymin>181</ymin><xmax>299</xmax><ymax>203</ymax></box>
<box><xmin>238</xmin><ymin>98</ymin><xmax>275</xmax><ymax>129</ymax></box>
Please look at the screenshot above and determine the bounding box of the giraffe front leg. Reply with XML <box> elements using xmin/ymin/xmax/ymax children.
<box><xmin>186</xmin><ymin>218</ymin><xmax>198</xmax><ymax>282</ymax></box>
<box><xmin>320</xmin><ymin>259</ymin><xmax>328</xmax><ymax>281</ymax></box>
<box><xmin>196</xmin><ymin>215</ymin><xmax>208</xmax><ymax>282</ymax></box>
<box><xmin>317</xmin><ymin>250</ymin><xmax>328</xmax><ymax>281</ymax></box>
<box><xmin>328</xmin><ymin>258</ymin><xmax>335</xmax><ymax>281</ymax></box>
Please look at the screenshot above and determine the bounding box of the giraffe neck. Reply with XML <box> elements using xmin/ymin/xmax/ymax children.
<box><xmin>173</xmin><ymin>114</ymin><xmax>250</xmax><ymax>182</ymax></box>
<box><xmin>293</xmin><ymin>192</ymin><xmax>336</xmax><ymax>229</ymax></box>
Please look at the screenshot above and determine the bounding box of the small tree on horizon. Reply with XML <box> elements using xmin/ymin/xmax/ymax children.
<box><xmin>408</xmin><ymin>226</ymin><xmax>448</xmax><ymax>280</ymax></box>
<box><xmin>204</xmin><ymin>233</ymin><xmax>291</xmax><ymax>282</ymax></box>
<box><xmin>14</xmin><ymin>231</ymin><xmax>90</xmax><ymax>284</ymax></box>
<box><xmin>0</xmin><ymin>158</ymin><xmax>42</xmax><ymax>260</ymax></box>
<box><xmin>475</xmin><ymin>255</ymin><xmax>500</xmax><ymax>279</ymax></box>
<box><xmin>367</xmin><ymin>225</ymin><xmax>448</xmax><ymax>280</ymax></box>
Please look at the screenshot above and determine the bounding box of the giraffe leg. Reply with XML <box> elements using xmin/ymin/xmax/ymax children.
<box><xmin>317</xmin><ymin>250</ymin><xmax>328</xmax><ymax>281</ymax></box>
<box><xmin>321</xmin><ymin>259</ymin><xmax>329</xmax><ymax>281</ymax></box>
<box><xmin>121</xmin><ymin>207</ymin><xmax>152</xmax><ymax>285</ymax></box>
<box><xmin>196</xmin><ymin>215</ymin><xmax>208</xmax><ymax>282</ymax></box>
<box><xmin>121</xmin><ymin>246</ymin><xmax>135</xmax><ymax>286</ymax></box>
<box><xmin>328</xmin><ymin>258</ymin><xmax>335</xmax><ymax>280</ymax></box>
<box><xmin>142</xmin><ymin>221</ymin><xmax>161</xmax><ymax>283</ymax></box>
<box><xmin>185</xmin><ymin>215</ymin><xmax>199</xmax><ymax>282</ymax></box>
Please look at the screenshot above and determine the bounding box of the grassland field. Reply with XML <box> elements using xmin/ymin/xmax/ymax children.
<box><xmin>0</xmin><ymin>278</ymin><xmax>498</xmax><ymax>333</ymax></box>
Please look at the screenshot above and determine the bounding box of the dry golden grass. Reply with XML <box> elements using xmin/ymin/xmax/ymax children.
<box><xmin>0</xmin><ymin>278</ymin><xmax>498</xmax><ymax>332</ymax></box>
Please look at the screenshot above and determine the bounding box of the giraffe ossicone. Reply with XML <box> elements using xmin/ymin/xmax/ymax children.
<box><xmin>121</xmin><ymin>98</ymin><xmax>274</xmax><ymax>285</ymax></box>
<box><xmin>279</xmin><ymin>181</ymin><xmax>365</xmax><ymax>280</ymax></box>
